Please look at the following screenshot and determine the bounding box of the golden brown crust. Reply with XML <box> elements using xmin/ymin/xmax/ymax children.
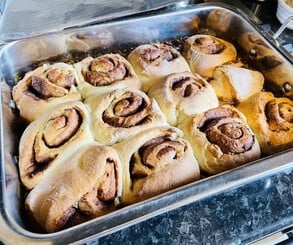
<box><xmin>12</xmin><ymin>63</ymin><xmax>81</xmax><ymax>122</ymax></box>
<box><xmin>85</xmin><ymin>87</ymin><xmax>167</xmax><ymax>145</ymax></box>
<box><xmin>183</xmin><ymin>34</ymin><xmax>237</xmax><ymax>78</ymax></box>
<box><xmin>237</xmin><ymin>91</ymin><xmax>293</xmax><ymax>154</ymax></box>
<box><xmin>178</xmin><ymin>105</ymin><xmax>261</xmax><ymax>174</ymax></box>
<box><xmin>237</xmin><ymin>32</ymin><xmax>293</xmax><ymax>99</ymax></box>
<box><xmin>148</xmin><ymin>71</ymin><xmax>218</xmax><ymax>125</ymax></box>
<box><xmin>210</xmin><ymin>65</ymin><xmax>264</xmax><ymax>105</ymax></box>
<box><xmin>19</xmin><ymin>101</ymin><xmax>93</xmax><ymax>190</ymax></box>
<box><xmin>25</xmin><ymin>143</ymin><xmax>123</xmax><ymax>233</ymax></box>
<box><xmin>75</xmin><ymin>54</ymin><xmax>141</xmax><ymax>98</ymax></box>
<box><xmin>128</xmin><ymin>43</ymin><xmax>191</xmax><ymax>92</ymax></box>
<box><xmin>114</xmin><ymin>126</ymin><xmax>200</xmax><ymax>204</ymax></box>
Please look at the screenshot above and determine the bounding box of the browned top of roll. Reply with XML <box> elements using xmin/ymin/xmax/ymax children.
<box><xmin>26</xmin><ymin>66</ymin><xmax>77</xmax><ymax>100</ymax></box>
<box><xmin>82</xmin><ymin>54</ymin><xmax>130</xmax><ymax>86</ymax></box>
<box><xmin>199</xmin><ymin>107</ymin><xmax>255</xmax><ymax>154</ymax></box>
<box><xmin>130</xmin><ymin>136</ymin><xmax>186</xmax><ymax>179</ymax></box>
<box><xmin>102</xmin><ymin>90</ymin><xmax>151</xmax><ymax>128</ymax></box>
<box><xmin>140</xmin><ymin>43</ymin><xmax>179</xmax><ymax>63</ymax></box>
<box><xmin>193</xmin><ymin>36</ymin><xmax>225</xmax><ymax>54</ymax></box>
<box><xmin>265</xmin><ymin>99</ymin><xmax>293</xmax><ymax>131</ymax></box>
<box><xmin>171</xmin><ymin>73</ymin><xmax>207</xmax><ymax>97</ymax></box>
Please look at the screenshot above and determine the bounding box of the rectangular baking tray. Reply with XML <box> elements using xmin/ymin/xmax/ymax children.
<box><xmin>0</xmin><ymin>2</ymin><xmax>292</xmax><ymax>244</ymax></box>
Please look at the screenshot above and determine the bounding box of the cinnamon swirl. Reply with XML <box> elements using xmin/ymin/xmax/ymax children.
<box><xmin>75</xmin><ymin>54</ymin><xmax>141</xmax><ymax>98</ymax></box>
<box><xmin>12</xmin><ymin>63</ymin><xmax>81</xmax><ymax>122</ymax></box>
<box><xmin>128</xmin><ymin>43</ymin><xmax>191</xmax><ymax>92</ymax></box>
<box><xmin>25</xmin><ymin>143</ymin><xmax>123</xmax><ymax>233</ymax></box>
<box><xmin>85</xmin><ymin>87</ymin><xmax>167</xmax><ymax>145</ymax></box>
<box><xmin>148</xmin><ymin>71</ymin><xmax>218</xmax><ymax>126</ymax></box>
<box><xmin>19</xmin><ymin>101</ymin><xmax>93</xmax><ymax>190</ymax></box>
<box><xmin>114</xmin><ymin>126</ymin><xmax>200</xmax><ymax>204</ymax></box>
<box><xmin>178</xmin><ymin>105</ymin><xmax>261</xmax><ymax>175</ymax></box>
<box><xmin>183</xmin><ymin>34</ymin><xmax>237</xmax><ymax>78</ymax></box>
<box><xmin>237</xmin><ymin>92</ymin><xmax>293</xmax><ymax>155</ymax></box>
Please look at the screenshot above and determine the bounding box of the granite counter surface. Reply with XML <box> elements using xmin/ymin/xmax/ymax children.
<box><xmin>90</xmin><ymin>168</ymin><xmax>293</xmax><ymax>244</ymax></box>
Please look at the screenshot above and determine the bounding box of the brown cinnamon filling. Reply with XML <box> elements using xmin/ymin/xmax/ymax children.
<box><xmin>265</xmin><ymin>100</ymin><xmax>293</xmax><ymax>131</ymax></box>
<box><xmin>102</xmin><ymin>92</ymin><xmax>150</xmax><ymax>128</ymax></box>
<box><xmin>43</xmin><ymin>109</ymin><xmax>82</xmax><ymax>147</ymax></box>
<box><xmin>27</xmin><ymin>153</ymin><xmax>57</xmax><ymax>178</ymax></box>
<box><xmin>141</xmin><ymin>44</ymin><xmax>179</xmax><ymax>62</ymax></box>
<box><xmin>198</xmin><ymin>107</ymin><xmax>239</xmax><ymax>131</ymax></box>
<box><xmin>198</xmin><ymin>107</ymin><xmax>254</xmax><ymax>154</ymax></box>
<box><xmin>205</xmin><ymin>118</ymin><xmax>254</xmax><ymax>154</ymax></box>
<box><xmin>97</xmin><ymin>159</ymin><xmax>117</xmax><ymax>202</ymax></box>
<box><xmin>194</xmin><ymin>37</ymin><xmax>224</xmax><ymax>54</ymax></box>
<box><xmin>60</xmin><ymin>159</ymin><xmax>118</xmax><ymax>231</ymax></box>
<box><xmin>27</xmin><ymin>109</ymin><xmax>82</xmax><ymax>178</ymax></box>
<box><xmin>130</xmin><ymin>136</ymin><xmax>186</xmax><ymax>181</ymax></box>
<box><xmin>27</xmin><ymin>68</ymin><xmax>77</xmax><ymax>99</ymax></box>
<box><xmin>83</xmin><ymin>56</ymin><xmax>128</xmax><ymax>86</ymax></box>
<box><xmin>78</xmin><ymin>159</ymin><xmax>117</xmax><ymax>212</ymax></box>
<box><xmin>47</xmin><ymin>68</ymin><xmax>76</xmax><ymax>89</ymax></box>
<box><xmin>172</xmin><ymin>76</ymin><xmax>205</xmax><ymax>97</ymax></box>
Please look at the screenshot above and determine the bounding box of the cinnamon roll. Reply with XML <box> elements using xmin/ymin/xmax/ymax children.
<box><xmin>178</xmin><ymin>105</ymin><xmax>261</xmax><ymax>175</ymax></box>
<box><xmin>206</xmin><ymin>9</ymin><xmax>235</xmax><ymax>34</ymax></box>
<box><xmin>12</xmin><ymin>63</ymin><xmax>81</xmax><ymax>122</ymax></box>
<box><xmin>237</xmin><ymin>32</ymin><xmax>293</xmax><ymax>99</ymax></box>
<box><xmin>66</xmin><ymin>31</ymin><xmax>114</xmax><ymax>53</ymax></box>
<box><xmin>75</xmin><ymin>54</ymin><xmax>141</xmax><ymax>98</ymax></box>
<box><xmin>210</xmin><ymin>65</ymin><xmax>264</xmax><ymax>104</ymax></box>
<box><xmin>148</xmin><ymin>71</ymin><xmax>218</xmax><ymax>126</ymax></box>
<box><xmin>19</xmin><ymin>101</ymin><xmax>93</xmax><ymax>190</ymax></box>
<box><xmin>237</xmin><ymin>92</ymin><xmax>293</xmax><ymax>155</ymax></box>
<box><xmin>127</xmin><ymin>43</ymin><xmax>191</xmax><ymax>92</ymax></box>
<box><xmin>183</xmin><ymin>34</ymin><xmax>237</xmax><ymax>78</ymax></box>
<box><xmin>85</xmin><ymin>87</ymin><xmax>167</xmax><ymax>145</ymax></box>
<box><xmin>114</xmin><ymin>126</ymin><xmax>200</xmax><ymax>204</ymax></box>
<box><xmin>25</xmin><ymin>143</ymin><xmax>123</xmax><ymax>233</ymax></box>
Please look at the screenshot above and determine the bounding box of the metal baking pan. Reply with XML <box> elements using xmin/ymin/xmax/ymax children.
<box><xmin>0</xmin><ymin>2</ymin><xmax>292</xmax><ymax>244</ymax></box>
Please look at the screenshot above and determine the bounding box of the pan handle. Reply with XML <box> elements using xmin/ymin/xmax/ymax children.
<box><xmin>0</xmin><ymin>0</ymin><xmax>6</xmax><ymax>16</ymax></box>
<box><xmin>273</xmin><ymin>16</ymin><xmax>293</xmax><ymax>40</ymax></box>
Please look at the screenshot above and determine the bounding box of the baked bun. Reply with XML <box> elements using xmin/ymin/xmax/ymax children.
<box><xmin>183</xmin><ymin>34</ymin><xmax>237</xmax><ymax>78</ymax></box>
<box><xmin>75</xmin><ymin>54</ymin><xmax>141</xmax><ymax>98</ymax></box>
<box><xmin>12</xmin><ymin>35</ymin><xmax>67</xmax><ymax>67</ymax></box>
<box><xmin>210</xmin><ymin>65</ymin><xmax>264</xmax><ymax>104</ymax></box>
<box><xmin>148</xmin><ymin>71</ymin><xmax>218</xmax><ymax>126</ymax></box>
<box><xmin>237</xmin><ymin>91</ymin><xmax>293</xmax><ymax>155</ymax></box>
<box><xmin>114</xmin><ymin>126</ymin><xmax>200</xmax><ymax>204</ymax></box>
<box><xmin>85</xmin><ymin>87</ymin><xmax>167</xmax><ymax>145</ymax></box>
<box><xmin>206</xmin><ymin>9</ymin><xmax>235</xmax><ymax>33</ymax></box>
<box><xmin>128</xmin><ymin>43</ymin><xmax>191</xmax><ymax>92</ymax></box>
<box><xmin>178</xmin><ymin>105</ymin><xmax>261</xmax><ymax>175</ymax></box>
<box><xmin>237</xmin><ymin>32</ymin><xmax>293</xmax><ymax>99</ymax></box>
<box><xmin>66</xmin><ymin>31</ymin><xmax>114</xmax><ymax>53</ymax></box>
<box><xmin>25</xmin><ymin>143</ymin><xmax>123</xmax><ymax>233</ymax></box>
<box><xmin>19</xmin><ymin>101</ymin><xmax>93</xmax><ymax>190</ymax></box>
<box><xmin>12</xmin><ymin>63</ymin><xmax>81</xmax><ymax>122</ymax></box>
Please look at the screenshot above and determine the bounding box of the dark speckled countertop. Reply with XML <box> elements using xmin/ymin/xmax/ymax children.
<box><xmin>88</xmin><ymin>1</ymin><xmax>293</xmax><ymax>244</ymax></box>
<box><xmin>94</xmin><ymin>168</ymin><xmax>293</xmax><ymax>245</ymax></box>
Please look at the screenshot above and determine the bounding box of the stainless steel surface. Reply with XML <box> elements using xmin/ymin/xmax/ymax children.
<box><xmin>0</xmin><ymin>3</ymin><xmax>292</xmax><ymax>244</ymax></box>
<box><xmin>0</xmin><ymin>0</ymin><xmax>185</xmax><ymax>42</ymax></box>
